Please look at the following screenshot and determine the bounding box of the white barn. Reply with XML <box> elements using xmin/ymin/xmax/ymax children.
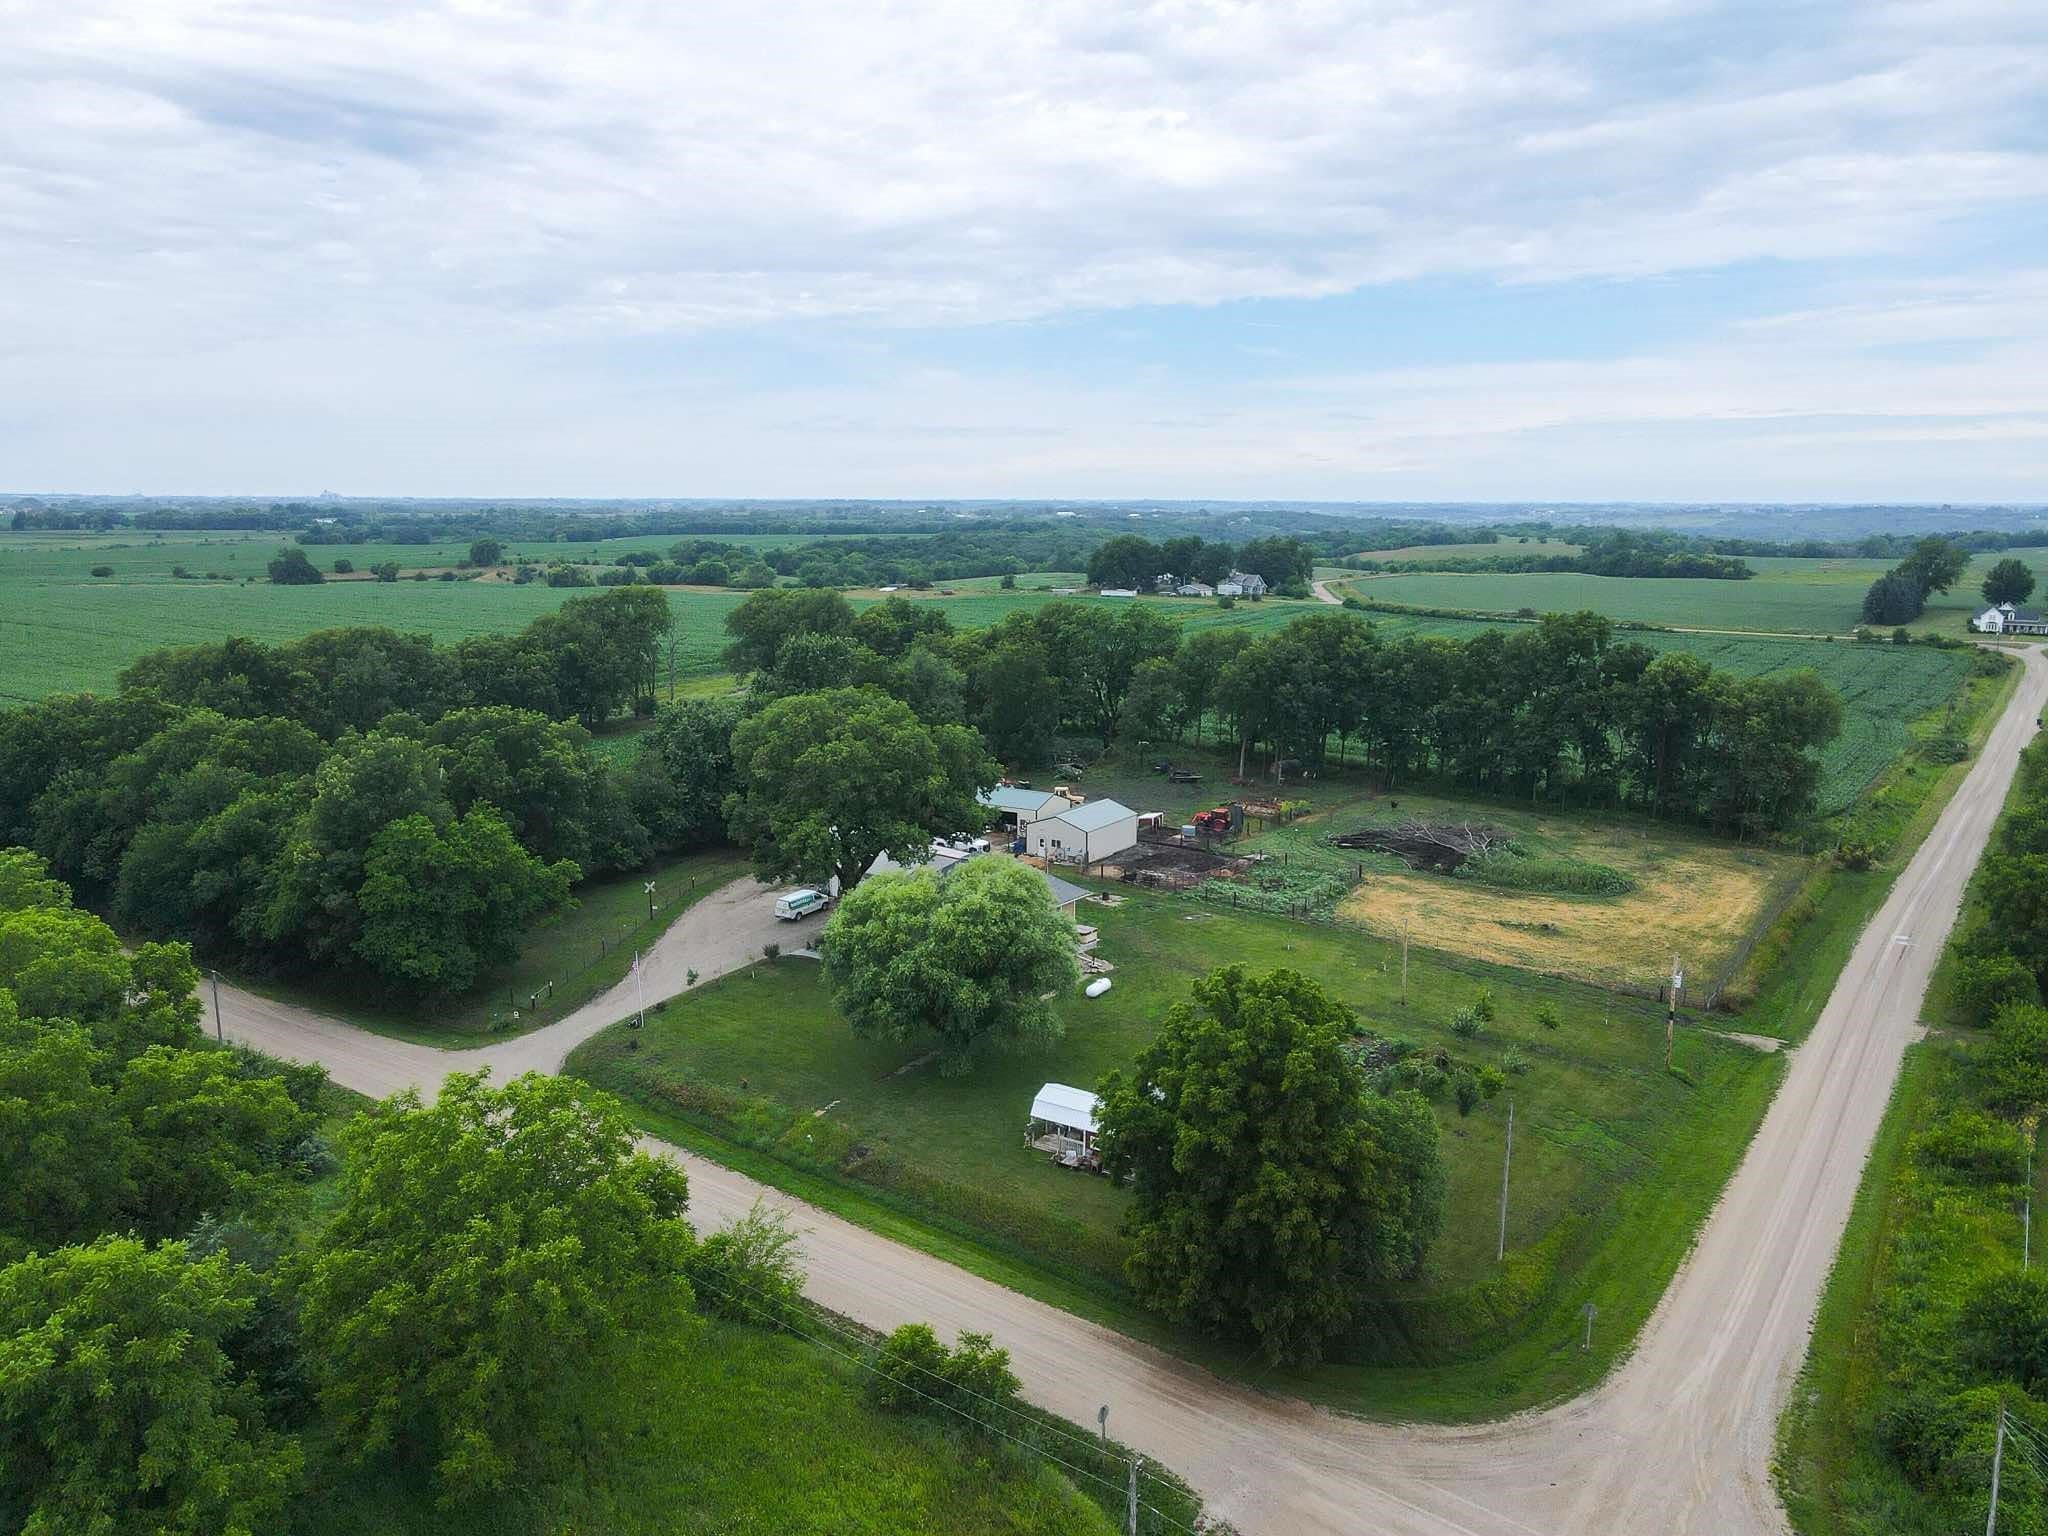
<box><xmin>1026</xmin><ymin>797</ymin><xmax>1139</xmax><ymax>864</ymax></box>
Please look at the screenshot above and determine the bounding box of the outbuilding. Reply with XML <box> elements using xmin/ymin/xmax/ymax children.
<box><xmin>1028</xmin><ymin>797</ymin><xmax>1139</xmax><ymax>864</ymax></box>
<box><xmin>979</xmin><ymin>784</ymin><xmax>1067</xmax><ymax>841</ymax></box>
<box><xmin>1026</xmin><ymin>1082</ymin><xmax>1101</xmax><ymax>1167</ymax></box>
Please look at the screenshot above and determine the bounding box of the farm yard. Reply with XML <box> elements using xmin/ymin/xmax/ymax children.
<box><xmin>568</xmin><ymin>885</ymin><xmax>1785</xmax><ymax>1403</ymax></box>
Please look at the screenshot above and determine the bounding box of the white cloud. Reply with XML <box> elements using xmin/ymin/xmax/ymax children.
<box><xmin>0</xmin><ymin>1</ymin><xmax>2043</xmax><ymax>494</ymax></box>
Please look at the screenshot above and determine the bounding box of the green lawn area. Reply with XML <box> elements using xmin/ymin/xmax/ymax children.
<box><xmin>570</xmin><ymin>889</ymin><xmax>1784</xmax><ymax>1413</ymax></box>
<box><xmin>233</xmin><ymin>846</ymin><xmax>751</xmax><ymax>1045</ymax></box>
<box><xmin>294</xmin><ymin>1308</ymin><xmax>1124</xmax><ymax>1536</ymax></box>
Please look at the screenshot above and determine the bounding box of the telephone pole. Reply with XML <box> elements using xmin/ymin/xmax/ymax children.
<box><xmin>1127</xmin><ymin>1456</ymin><xmax>1140</xmax><ymax>1536</ymax></box>
<box><xmin>1666</xmin><ymin>955</ymin><xmax>1684</xmax><ymax>1071</ymax></box>
<box><xmin>1498</xmin><ymin>1099</ymin><xmax>1513</xmax><ymax>1263</ymax></box>
<box><xmin>1400</xmin><ymin>918</ymin><xmax>1410</xmax><ymax>1006</ymax></box>
<box><xmin>210</xmin><ymin>970</ymin><xmax>222</xmax><ymax>1042</ymax></box>
<box><xmin>1987</xmin><ymin>1402</ymin><xmax>2007</xmax><ymax>1536</ymax></box>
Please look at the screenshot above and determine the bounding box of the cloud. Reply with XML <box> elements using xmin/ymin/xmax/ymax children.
<box><xmin>0</xmin><ymin>1</ymin><xmax>2043</xmax><ymax>494</ymax></box>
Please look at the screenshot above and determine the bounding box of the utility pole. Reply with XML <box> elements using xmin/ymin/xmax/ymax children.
<box><xmin>1400</xmin><ymin>918</ymin><xmax>1410</xmax><ymax>1006</ymax></box>
<box><xmin>1128</xmin><ymin>1456</ymin><xmax>1142</xmax><ymax>1536</ymax></box>
<box><xmin>2028</xmin><ymin>1127</ymin><xmax>2037</xmax><ymax>1271</ymax></box>
<box><xmin>633</xmin><ymin>949</ymin><xmax>647</xmax><ymax>1029</ymax></box>
<box><xmin>1988</xmin><ymin>1402</ymin><xmax>2007</xmax><ymax>1536</ymax></box>
<box><xmin>1666</xmin><ymin>955</ymin><xmax>1684</xmax><ymax>1071</ymax></box>
<box><xmin>210</xmin><ymin>970</ymin><xmax>222</xmax><ymax>1042</ymax></box>
<box><xmin>1498</xmin><ymin>1099</ymin><xmax>1514</xmax><ymax>1263</ymax></box>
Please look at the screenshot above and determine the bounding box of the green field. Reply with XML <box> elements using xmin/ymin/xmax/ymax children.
<box><xmin>1352</xmin><ymin>537</ymin><xmax>1584</xmax><ymax>561</ymax></box>
<box><xmin>1340</xmin><ymin>548</ymin><xmax>2048</xmax><ymax>636</ymax></box>
<box><xmin>570</xmin><ymin>891</ymin><xmax>1782</xmax><ymax>1396</ymax></box>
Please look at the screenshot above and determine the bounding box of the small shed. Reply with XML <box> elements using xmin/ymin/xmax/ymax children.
<box><xmin>980</xmin><ymin>784</ymin><xmax>1066</xmax><ymax>838</ymax></box>
<box><xmin>1027</xmin><ymin>1082</ymin><xmax>1101</xmax><ymax>1167</ymax></box>
<box><xmin>1029</xmin><ymin>797</ymin><xmax>1140</xmax><ymax>864</ymax></box>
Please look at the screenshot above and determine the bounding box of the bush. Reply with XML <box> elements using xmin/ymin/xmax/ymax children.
<box><xmin>1473</xmin><ymin>987</ymin><xmax>1496</xmax><ymax>1022</ymax></box>
<box><xmin>870</xmin><ymin>1322</ymin><xmax>1022</xmax><ymax>1426</ymax></box>
<box><xmin>89</xmin><ymin>564</ymin><xmax>113</xmax><ymax>577</ymax></box>
<box><xmin>1959</xmin><ymin>1270</ymin><xmax>2048</xmax><ymax>1391</ymax></box>
<box><xmin>1477</xmin><ymin>1064</ymin><xmax>1506</xmax><ymax>1100</ymax></box>
<box><xmin>1534</xmin><ymin>1002</ymin><xmax>1561</xmax><ymax>1031</ymax></box>
<box><xmin>1912</xmin><ymin>1108</ymin><xmax>2027</xmax><ymax>1183</ymax></box>
<box><xmin>596</xmin><ymin>567</ymin><xmax>639</xmax><ymax>586</ymax></box>
<box><xmin>371</xmin><ymin>561</ymin><xmax>399</xmax><ymax>581</ymax></box>
<box><xmin>683</xmin><ymin>1199</ymin><xmax>806</xmax><ymax>1328</ymax></box>
<box><xmin>1501</xmin><ymin>1046</ymin><xmax>1529</xmax><ymax>1076</ymax></box>
<box><xmin>1454</xmin><ymin>1072</ymin><xmax>1480</xmax><ymax>1115</ymax></box>
<box><xmin>1450</xmin><ymin>1006</ymin><xmax>1482</xmax><ymax>1039</ymax></box>
<box><xmin>1952</xmin><ymin>952</ymin><xmax>2038</xmax><ymax>1026</ymax></box>
<box><xmin>1984</xmin><ymin>1002</ymin><xmax>2048</xmax><ymax>1113</ymax></box>
<box><xmin>332</xmin><ymin>558</ymin><xmax>353</xmax><ymax>574</ymax></box>
<box><xmin>999</xmin><ymin>573</ymin><xmax>1016</xmax><ymax>589</ymax></box>
<box><xmin>1457</xmin><ymin>851</ymin><xmax>1637</xmax><ymax>896</ymax></box>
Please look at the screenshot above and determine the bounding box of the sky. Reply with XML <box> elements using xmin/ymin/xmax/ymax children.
<box><xmin>2</xmin><ymin>1</ymin><xmax>2045</xmax><ymax>502</ymax></box>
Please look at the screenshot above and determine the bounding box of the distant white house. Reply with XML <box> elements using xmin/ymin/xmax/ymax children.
<box><xmin>1175</xmin><ymin>581</ymin><xmax>1215</xmax><ymax>597</ymax></box>
<box><xmin>1973</xmin><ymin>602</ymin><xmax>2048</xmax><ymax>636</ymax></box>
<box><xmin>1028</xmin><ymin>797</ymin><xmax>1139</xmax><ymax>865</ymax></box>
<box><xmin>1216</xmin><ymin>570</ymin><xmax>1268</xmax><ymax>598</ymax></box>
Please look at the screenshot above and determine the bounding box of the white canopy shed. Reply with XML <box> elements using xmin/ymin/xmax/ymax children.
<box><xmin>1026</xmin><ymin>1082</ymin><xmax>1102</xmax><ymax>1167</ymax></box>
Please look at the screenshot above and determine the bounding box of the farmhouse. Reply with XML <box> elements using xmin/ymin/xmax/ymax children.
<box><xmin>1973</xmin><ymin>602</ymin><xmax>2048</xmax><ymax>636</ymax></box>
<box><xmin>863</xmin><ymin>846</ymin><xmax>1089</xmax><ymax>915</ymax></box>
<box><xmin>1216</xmin><ymin>570</ymin><xmax>1267</xmax><ymax>598</ymax></box>
<box><xmin>1027</xmin><ymin>796</ymin><xmax>1140</xmax><ymax>864</ymax></box>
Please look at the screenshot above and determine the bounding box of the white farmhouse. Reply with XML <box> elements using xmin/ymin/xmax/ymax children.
<box><xmin>1973</xmin><ymin>601</ymin><xmax>2048</xmax><ymax>636</ymax></box>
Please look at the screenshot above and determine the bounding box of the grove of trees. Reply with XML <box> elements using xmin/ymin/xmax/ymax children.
<box><xmin>1862</xmin><ymin>537</ymin><xmax>1969</xmax><ymax>625</ymax></box>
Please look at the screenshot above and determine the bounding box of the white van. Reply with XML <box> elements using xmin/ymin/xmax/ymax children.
<box><xmin>774</xmin><ymin>888</ymin><xmax>831</xmax><ymax>922</ymax></box>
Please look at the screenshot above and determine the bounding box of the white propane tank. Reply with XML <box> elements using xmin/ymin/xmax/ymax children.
<box><xmin>1084</xmin><ymin>977</ymin><xmax>1112</xmax><ymax>999</ymax></box>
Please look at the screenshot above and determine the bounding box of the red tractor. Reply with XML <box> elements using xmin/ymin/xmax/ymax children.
<box><xmin>1191</xmin><ymin>806</ymin><xmax>1233</xmax><ymax>836</ymax></box>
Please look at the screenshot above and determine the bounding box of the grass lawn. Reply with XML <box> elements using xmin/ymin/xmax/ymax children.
<box><xmin>570</xmin><ymin>889</ymin><xmax>1783</xmax><ymax>1406</ymax></box>
<box><xmin>294</xmin><ymin>1310</ymin><xmax>1127</xmax><ymax>1536</ymax></box>
<box><xmin>232</xmin><ymin>846</ymin><xmax>751</xmax><ymax>1045</ymax></box>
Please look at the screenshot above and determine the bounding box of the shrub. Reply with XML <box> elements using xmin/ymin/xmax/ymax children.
<box><xmin>1477</xmin><ymin>1064</ymin><xmax>1506</xmax><ymax>1100</ymax></box>
<box><xmin>1835</xmin><ymin>840</ymin><xmax>1877</xmax><ymax>871</ymax></box>
<box><xmin>1534</xmin><ymin>1002</ymin><xmax>1561</xmax><ymax>1031</ymax></box>
<box><xmin>999</xmin><ymin>573</ymin><xmax>1016</xmax><ymax>589</ymax></box>
<box><xmin>1912</xmin><ymin>1108</ymin><xmax>2027</xmax><ymax>1183</ymax></box>
<box><xmin>1951</xmin><ymin>952</ymin><xmax>2038</xmax><ymax>1026</ymax></box>
<box><xmin>88</xmin><ymin>564</ymin><xmax>113</xmax><ymax>577</ymax></box>
<box><xmin>1450</xmin><ymin>1006</ymin><xmax>1482</xmax><ymax>1040</ymax></box>
<box><xmin>1959</xmin><ymin>1270</ymin><xmax>2048</xmax><ymax>1391</ymax></box>
<box><xmin>1454</xmin><ymin>1072</ymin><xmax>1480</xmax><ymax>1115</ymax></box>
<box><xmin>1473</xmin><ymin>987</ymin><xmax>1497</xmax><ymax>1022</ymax></box>
<box><xmin>1501</xmin><ymin>1046</ymin><xmax>1529</xmax><ymax>1076</ymax></box>
<box><xmin>332</xmin><ymin>558</ymin><xmax>353</xmax><ymax>574</ymax></box>
<box><xmin>870</xmin><ymin>1322</ymin><xmax>953</xmax><ymax>1411</ymax></box>
<box><xmin>683</xmin><ymin>1199</ymin><xmax>806</xmax><ymax>1328</ymax></box>
<box><xmin>762</xmin><ymin>941</ymin><xmax>781</xmax><ymax>964</ymax></box>
<box><xmin>371</xmin><ymin>561</ymin><xmax>399</xmax><ymax>581</ymax></box>
<box><xmin>1457</xmin><ymin>852</ymin><xmax>1637</xmax><ymax>896</ymax></box>
<box><xmin>1985</xmin><ymin>1002</ymin><xmax>2048</xmax><ymax>1113</ymax></box>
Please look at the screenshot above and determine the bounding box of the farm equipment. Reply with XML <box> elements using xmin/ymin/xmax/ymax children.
<box><xmin>1150</xmin><ymin>759</ymin><xmax>1172</xmax><ymax>774</ymax></box>
<box><xmin>1191</xmin><ymin>806</ymin><xmax>1233</xmax><ymax>836</ymax></box>
<box><xmin>1168</xmin><ymin>768</ymin><xmax>1203</xmax><ymax>784</ymax></box>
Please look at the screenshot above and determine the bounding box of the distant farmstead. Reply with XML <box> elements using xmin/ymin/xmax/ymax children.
<box><xmin>1216</xmin><ymin>570</ymin><xmax>1267</xmax><ymax>598</ymax></box>
<box><xmin>1973</xmin><ymin>602</ymin><xmax>2048</xmax><ymax>636</ymax></box>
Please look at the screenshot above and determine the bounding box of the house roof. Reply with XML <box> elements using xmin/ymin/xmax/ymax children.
<box><xmin>981</xmin><ymin>785</ymin><xmax>1061</xmax><ymax>815</ymax></box>
<box><xmin>1041</xmin><ymin>869</ymin><xmax>1089</xmax><ymax>908</ymax></box>
<box><xmin>1042</xmin><ymin>797</ymin><xmax>1136</xmax><ymax>832</ymax></box>
<box><xmin>1030</xmin><ymin>1082</ymin><xmax>1099</xmax><ymax>1134</ymax></box>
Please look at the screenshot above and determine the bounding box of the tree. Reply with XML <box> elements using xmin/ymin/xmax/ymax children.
<box><xmin>468</xmin><ymin>537</ymin><xmax>503</xmax><ymax>568</ymax></box>
<box><xmin>1121</xmin><ymin>656</ymin><xmax>1183</xmax><ymax>742</ymax></box>
<box><xmin>113</xmin><ymin>1045</ymin><xmax>306</xmax><ymax>1238</ymax></box>
<box><xmin>721</xmin><ymin>587</ymin><xmax>855</xmax><ymax>675</ymax></box>
<box><xmin>0</xmin><ymin>1000</ymin><xmax>133</xmax><ymax>1262</ymax></box>
<box><xmin>820</xmin><ymin>857</ymin><xmax>1079</xmax><ymax>1073</ymax></box>
<box><xmin>298</xmin><ymin>1072</ymin><xmax>692</xmax><ymax>1497</ymax></box>
<box><xmin>630</xmin><ymin>696</ymin><xmax>744</xmax><ymax>849</ymax></box>
<box><xmin>0</xmin><ymin>1236</ymin><xmax>302</xmax><ymax>1536</ymax></box>
<box><xmin>1984</xmin><ymin>557</ymin><xmax>2036</xmax><ymax>608</ymax></box>
<box><xmin>1985</xmin><ymin>1002</ymin><xmax>2048</xmax><ymax>1115</ymax></box>
<box><xmin>1897</xmin><ymin>536</ymin><xmax>1969</xmax><ymax>598</ymax></box>
<box><xmin>725</xmin><ymin>687</ymin><xmax>996</xmax><ymax>895</ymax></box>
<box><xmin>1862</xmin><ymin>570</ymin><xmax>1924</xmax><ymax>626</ymax></box>
<box><xmin>1094</xmin><ymin>966</ymin><xmax>1445</xmax><ymax>1365</ymax></box>
<box><xmin>352</xmin><ymin>809</ymin><xmax>575</xmax><ymax>994</ymax></box>
<box><xmin>1086</xmin><ymin>534</ymin><xmax>1162</xmax><ymax>591</ymax></box>
<box><xmin>265</xmin><ymin>547</ymin><xmax>324</xmax><ymax>585</ymax></box>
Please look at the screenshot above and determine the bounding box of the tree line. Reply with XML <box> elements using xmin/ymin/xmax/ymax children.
<box><xmin>1861</xmin><ymin>537</ymin><xmax>1971</xmax><ymax>626</ymax></box>
<box><xmin>1084</xmin><ymin>532</ymin><xmax>1317</xmax><ymax>593</ymax></box>
<box><xmin>1349</xmin><ymin>529</ymin><xmax>1752</xmax><ymax>580</ymax></box>
<box><xmin>722</xmin><ymin>589</ymin><xmax>1846</xmax><ymax>836</ymax></box>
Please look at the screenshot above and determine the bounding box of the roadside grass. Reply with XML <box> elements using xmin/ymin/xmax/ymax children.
<box><xmin>227</xmin><ymin>846</ymin><xmax>750</xmax><ymax>1046</ymax></box>
<box><xmin>570</xmin><ymin>888</ymin><xmax>1785</xmax><ymax>1418</ymax></box>
<box><xmin>293</xmin><ymin>1293</ymin><xmax>1126</xmax><ymax>1535</ymax></box>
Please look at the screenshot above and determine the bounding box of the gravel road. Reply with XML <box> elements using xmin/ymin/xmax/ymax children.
<box><xmin>213</xmin><ymin>647</ymin><xmax>2047</xmax><ymax>1534</ymax></box>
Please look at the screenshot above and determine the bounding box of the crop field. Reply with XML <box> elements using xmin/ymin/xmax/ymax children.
<box><xmin>1350</xmin><ymin>537</ymin><xmax>1583</xmax><ymax>561</ymax></box>
<box><xmin>1339</xmin><ymin>548</ymin><xmax>2048</xmax><ymax>636</ymax></box>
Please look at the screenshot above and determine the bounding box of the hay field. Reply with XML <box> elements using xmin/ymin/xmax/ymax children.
<box><xmin>1332</xmin><ymin>796</ymin><xmax>1805</xmax><ymax>990</ymax></box>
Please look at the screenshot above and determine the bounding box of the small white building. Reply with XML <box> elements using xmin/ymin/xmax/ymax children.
<box><xmin>1098</xmin><ymin>587</ymin><xmax>1138</xmax><ymax>599</ymax></box>
<box><xmin>1028</xmin><ymin>797</ymin><xmax>1139</xmax><ymax>865</ymax></box>
<box><xmin>979</xmin><ymin>784</ymin><xmax>1068</xmax><ymax>841</ymax></box>
<box><xmin>1175</xmin><ymin>581</ymin><xmax>1214</xmax><ymax>597</ymax></box>
<box><xmin>1973</xmin><ymin>602</ymin><xmax>2048</xmax><ymax>635</ymax></box>
<box><xmin>1026</xmin><ymin>1082</ymin><xmax>1101</xmax><ymax>1166</ymax></box>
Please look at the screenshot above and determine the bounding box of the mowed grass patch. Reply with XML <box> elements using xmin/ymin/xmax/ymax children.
<box><xmin>232</xmin><ymin>847</ymin><xmax>751</xmax><ymax>1045</ymax></box>
<box><xmin>295</xmin><ymin>1313</ymin><xmax>1120</xmax><ymax>1536</ymax></box>
<box><xmin>1325</xmin><ymin>793</ymin><xmax>1806</xmax><ymax>990</ymax></box>
<box><xmin>570</xmin><ymin>889</ymin><xmax>1781</xmax><ymax>1384</ymax></box>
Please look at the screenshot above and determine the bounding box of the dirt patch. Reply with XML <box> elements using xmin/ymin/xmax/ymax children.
<box><xmin>1335</xmin><ymin>821</ymin><xmax>1803</xmax><ymax>989</ymax></box>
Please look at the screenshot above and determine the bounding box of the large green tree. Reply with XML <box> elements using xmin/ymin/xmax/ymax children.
<box><xmin>0</xmin><ymin>1236</ymin><xmax>302</xmax><ymax>1536</ymax></box>
<box><xmin>820</xmin><ymin>857</ymin><xmax>1079</xmax><ymax>1073</ymax></box>
<box><xmin>297</xmin><ymin>1072</ymin><xmax>692</xmax><ymax>1498</ymax></box>
<box><xmin>1984</xmin><ymin>557</ymin><xmax>2037</xmax><ymax>608</ymax></box>
<box><xmin>1095</xmin><ymin>966</ymin><xmax>1446</xmax><ymax>1365</ymax></box>
<box><xmin>725</xmin><ymin>687</ymin><xmax>996</xmax><ymax>894</ymax></box>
